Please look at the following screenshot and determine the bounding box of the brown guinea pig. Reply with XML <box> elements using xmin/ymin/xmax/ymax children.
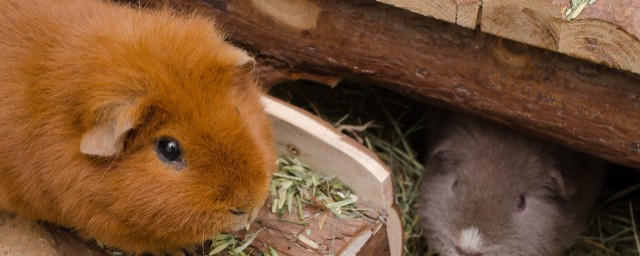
<box><xmin>0</xmin><ymin>0</ymin><xmax>276</xmax><ymax>254</ymax></box>
<box><xmin>419</xmin><ymin>118</ymin><xmax>604</xmax><ymax>256</ymax></box>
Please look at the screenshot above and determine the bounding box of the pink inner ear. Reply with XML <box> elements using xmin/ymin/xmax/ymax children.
<box><xmin>79</xmin><ymin>102</ymin><xmax>139</xmax><ymax>157</ymax></box>
<box><xmin>80</xmin><ymin>123</ymin><xmax>118</xmax><ymax>156</ymax></box>
<box><xmin>79</xmin><ymin>119</ymin><xmax>134</xmax><ymax>157</ymax></box>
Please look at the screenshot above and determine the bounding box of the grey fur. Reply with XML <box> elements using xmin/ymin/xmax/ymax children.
<box><xmin>419</xmin><ymin>119</ymin><xmax>604</xmax><ymax>256</ymax></box>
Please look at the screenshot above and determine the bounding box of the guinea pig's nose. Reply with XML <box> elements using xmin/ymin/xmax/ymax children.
<box><xmin>229</xmin><ymin>209</ymin><xmax>247</xmax><ymax>216</ymax></box>
<box><xmin>455</xmin><ymin>246</ymin><xmax>483</xmax><ymax>256</ymax></box>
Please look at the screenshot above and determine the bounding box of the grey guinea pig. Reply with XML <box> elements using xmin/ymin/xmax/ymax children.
<box><xmin>419</xmin><ymin>118</ymin><xmax>605</xmax><ymax>256</ymax></box>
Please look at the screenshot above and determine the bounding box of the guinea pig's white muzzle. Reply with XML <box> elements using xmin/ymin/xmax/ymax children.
<box><xmin>454</xmin><ymin>226</ymin><xmax>485</xmax><ymax>256</ymax></box>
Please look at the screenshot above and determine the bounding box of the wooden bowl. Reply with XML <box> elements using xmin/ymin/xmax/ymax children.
<box><xmin>263</xmin><ymin>96</ymin><xmax>402</xmax><ymax>256</ymax></box>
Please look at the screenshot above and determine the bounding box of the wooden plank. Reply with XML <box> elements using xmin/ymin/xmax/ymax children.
<box><xmin>135</xmin><ymin>0</ymin><xmax>640</xmax><ymax>169</ymax></box>
<box><xmin>380</xmin><ymin>0</ymin><xmax>640</xmax><ymax>75</ymax></box>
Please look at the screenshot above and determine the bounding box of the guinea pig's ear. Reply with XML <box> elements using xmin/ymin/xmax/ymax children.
<box><xmin>549</xmin><ymin>161</ymin><xmax>581</xmax><ymax>198</ymax></box>
<box><xmin>80</xmin><ymin>101</ymin><xmax>141</xmax><ymax>157</ymax></box>
<box><xmin>548</xmin><ymin>168</ymin><xmax>566</xmax><ymax>197</ymax></box>
<box><xmin>429</xmin><ymin>140</ymin><xmax>459</xmax><ymax>172</ymax></box>
<box><xmin>231</xmin><ymin>47</ymin><xmax>256</xmax><ymax>74</ymax></box>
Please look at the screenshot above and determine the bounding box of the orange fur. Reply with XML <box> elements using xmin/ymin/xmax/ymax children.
<box><xmin>0</xmin><ymin>0</ymin><xmax>276</xmax><ymax>254</ymax></box>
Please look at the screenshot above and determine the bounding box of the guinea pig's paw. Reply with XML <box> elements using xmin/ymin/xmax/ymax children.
<box><xmin>179</xmin><ymin>246</ymin><xmax>197</xmax><ymax>256</ymax></box>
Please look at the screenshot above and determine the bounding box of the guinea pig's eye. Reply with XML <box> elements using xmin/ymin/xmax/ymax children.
<box><xmin>452</xmin><ymin>179</ymin><xmax>458</xmax><ymax>189</ymax></box>
<box><xmin>155</xmin><ymin>137</ymin><xmax>182</xmax><ymax>163</ymax></box>
<box><xmin>516</xmin><ymin>194</ymin><xmax>527</xmax><ymax>212</ymax></box>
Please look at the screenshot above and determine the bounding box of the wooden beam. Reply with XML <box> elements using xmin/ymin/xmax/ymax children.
<box><xmin>132</xmin><ymin>0</ymin><xmax>640</xmax><ymax>169</ymax></box>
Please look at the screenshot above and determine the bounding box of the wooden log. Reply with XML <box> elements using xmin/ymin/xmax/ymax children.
<box><xmin>131</xmin><ymin>0</ymin><xmax>640</xmax><ymax>169</ymax></box>
<box><xmin>379</xmin><ymin>0</ymin><xmax>640</xmax><ymax>75</ymax></box>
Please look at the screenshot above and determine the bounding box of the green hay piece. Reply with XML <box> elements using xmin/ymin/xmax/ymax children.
<box><xmin>270</xmin><ymin>157</ymin><xmax>363</xmax><ymax>219</ymax></box>
<box><xmin>565</xmin><ymin>0</ymin><xmax>597</xmax><ymax>21</ymax></box>
<box><xmin>207</xmin><ymin>156</ymin><xmax>364</xmax><ymax>255</ymax></box>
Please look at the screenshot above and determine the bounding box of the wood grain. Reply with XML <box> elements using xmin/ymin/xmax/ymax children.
<box><xmin>377</xmin><ymin>0</ymin><xmax>457</xmax><ymax>23</ymax></box>
<box><xmin>377</xmin><ymin>0</ymin><xmax>480</xmax><ymax>28</ymax></box>
<box><xmin>559</xmin><ymin>16</ymin><xmax>640</xmax><ymax>73</ymax></box>
<box><xmin>456</xmin><ymin>0</ymin><xmax>481</xmax><ymax>28</ymax></box>
<box><xmin>481</xmin><ymin>0</ymin><xmax>562</xmax><ymax>51</ymax></box>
